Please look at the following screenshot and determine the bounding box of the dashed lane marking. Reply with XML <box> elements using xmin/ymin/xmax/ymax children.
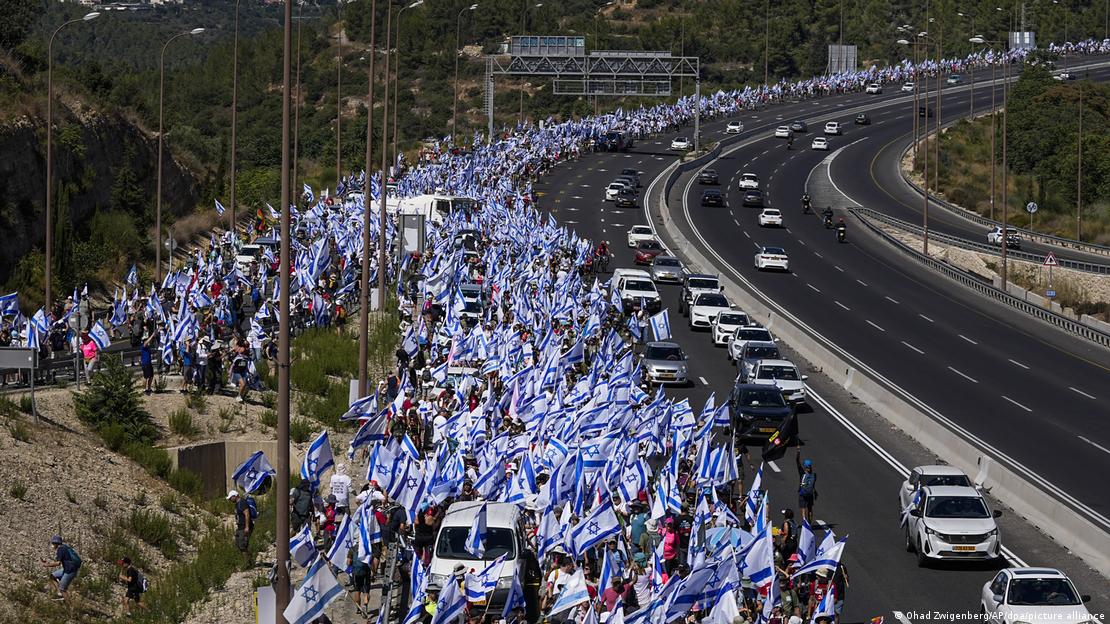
<box><xmin>1069</xmin><ymin>387</ymin><xmax>1096</xmax><ymax>400</ymax></box>
<box><xmin>1002</xmin><ymin>396</ymin><xmax>1033</xmax><ymax>412</ymax></box>
<box><xmin>806</xmin><ymin>283</ymin><xmax>821</xmax><ymax>293</ymax></box>
<box><xmin>866</xmin><ymin>320</ymin><xmax>885</xmax><ymax>332</ymax></box>
<box><xmin>1078</xmin><ymin>436</ymin><xmax>1110</xmax><ymax>455</ymax></box>
<box><xmin>948</xmin><ymin>366</ymin><xmax>979</xmax><ymax>383</ymax></box>
<box><xmin>884</xmin><ymin>296</ymin><xmax>899</xmax><ymax>304</ymax></box>
<box><xmin>768</xmin><ymin>461</ymin><xmax>782</xmax><ymax>473</ymax></box>
<box><xmin>856</xmin><ymin>279</ymin><xmax>868</xmax><ymax>287</ymax></box>
<box><xmin>1009</xmin><ymin>359</ymin><xmax>1029</xmax><ymax>369</ymax></box>
<box><xmin>958</xmin><ymin>334</ymin><xmax>978</xmax><ymax>345</ymax></box>
<box><xmin>835</xmin><ymin>301</ymin><xmax>850</xmax><ymax>311</ymax></box>
<box><xmin>901</xmin><ymin>341</ymin><xmax>924</xmax><ymax>354</ymax></box>
<box><xmin>918</xmin><ymin>313</ymin><xmax>933</xmax><ymax>323</ymax></box>
<box><xmin>698</xmin><ymin>376</ymin><xmax>709</xmax><ymax>385</ymax></box>
<box><xmin>834</xmin><ymin>265</ymin><xmax>844</xmax><ymax>272</ymax></box>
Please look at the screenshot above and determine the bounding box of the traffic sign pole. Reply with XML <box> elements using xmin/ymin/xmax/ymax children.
<box><xmin>1043</xmin><ymin>251</ymin><xmax>1058</xmax><ymax>299</ymax></box>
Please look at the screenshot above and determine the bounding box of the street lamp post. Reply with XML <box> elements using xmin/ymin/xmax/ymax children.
<box><xmin>452</xmin><ymin>3</ymin><xmax>478</xmax><ymax>143</ymax></box>
<box><xmin>336</xmin><ymin>0</ymin><xmax>344</xmax><ymax>188</ymax></box>
<box><xmin>970</xmin><ymin>36</ymin><xmax>998</xmax><ymax>221</ymax></box>
<box><xmin>391</xmin><ymin>0</ymin><xmax>424</xmax><ymax>168</ymax></box>
<box><xmin>899</xmin><ymin>32</ymin><xmax>935</xmax><ymax>256</ymax></box>
<box><xmin>44</xmin><ymin>11</ymin><xmax>100</xmax><ymax>312</ymax></box>
<box><xmin>358</xmin><ymin>0</ymin><xmax>378</xmax><ymax>398</ymax></box>
<box><xmin>230</xmin><ymin>0</ymin><xmax>242</xmax><ymax>232</ymax></box>
<box><xmin>379</xmin><ymin>0</ymin><xmax>392</xmax><ymax>306</ymax></box>
<box><xmin>156</xmin><ymin>27</ymin><xmax>205</xmax><ymax>285</ymax></box>
<box><xmin>292</xmin><ymin>0</ymin><xmax>304</xmax><ymax>200</ymax></box>
<box><xmin>518</xmin><ymin>2</ymin><xmax>543</xmax><ymax>124</ymax></box>
<box><xmin>276</xmin><ymin>0</ymin><xmax>294</xmax><ymax>614</ymax></box>
<box><xmin>1077</xmin><ymin>81</ymin><xmax>1083</xmax><ymax>241</ymax></box>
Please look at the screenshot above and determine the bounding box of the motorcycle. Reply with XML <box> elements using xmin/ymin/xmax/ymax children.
<box><xmin>802</xmin><ymin>198</ymin><xmax>811</xmax><ymax>214</ymax></box>
<box><xmin>836</xmin><ymin>227</ymin><xmax>847</xmax><ymax>243</ymax></box>
<box><xmin>823</xmin><ymin>215</ymin><xmax>833</xmax><ymax>229</ymax></box>
<box><xmin>787</xmin><ymin>136</ymin><xmax>794</xmax><ymax>150</ymax></box>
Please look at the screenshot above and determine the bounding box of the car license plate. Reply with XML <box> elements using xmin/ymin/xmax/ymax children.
<box><xmin>953</xmin><ymin>545</ymin><xmax>976</xmax><ymax>552</ymax></box>
<box><xmin>759</xmin><ymin>427</ymin><xmax>776</xmax><ymax>433</ymax></box>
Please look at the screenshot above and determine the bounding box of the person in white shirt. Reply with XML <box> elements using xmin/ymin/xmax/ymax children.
<box><xmin>329</xmin><ymin>464</ymin><xmax>352</xmax><ymax>513</ymax></box>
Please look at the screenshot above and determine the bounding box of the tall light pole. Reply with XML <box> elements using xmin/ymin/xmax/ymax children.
<box><xmin>899</xmin><ymin>32</ymin><xmax>935</xmax><ymax>256</ymax></box>
<box><xmin>379</xmin><ymin>0</ymin><xmax>392</xmax><ymax>305</ymax></box>
<box><xmin>292</xmin><ymin>0</ymin><xmax>304</xmax><ymax>203</ymax></box>
<box><xmin>230</xmin><ymin>0</ymin><xmax>242</xmax><ymax>233</ymax></box>
<box><xmin>156</xmin><ymin>27</ymin><xmax>205</xmax><ymax>285</ymax></box>
<box><xmin>971</xmin><ymin>36</ymin><xmax>998</xmax><ymax>221</ymax></box>
<box><xmin>1077</xmin><ymin>80</ymin><xmax>1083</xmax><ymax>241</ymax></box>
<box><xmin>358</xmin><ymin>0</ymin><xmax>378</xmax><ymax>398</ymax></box>
<box><xmin>452</xmin><ymin>3</ymin><xmax>478</xmax><ymax>143</ymax></box>
<box><xmin>518</xmin><ymin>2</ymin><xmax>543</xmax><ymax>124</ymax></box>
<box><xmin>45</xmin><ymin>11</ymin><xmax>100</xmax><ymax>311</ymax></box>
<box><xmin>763</xmin><ymin>0</ymin><xmax>770</xmax><ymax>86</ymax></box>
<box><xmin>336</xmin><ymin>0</ymin><xmax>344</xmax><ymax>188</ymax></box>
<box><xmin>391</xmin><ymin>0</ymin><xmax>424</xmax><ymax>169</ymax></box>
<box><xmin>276</xmin><ymin>0</ymin><xmax>294</xmax><ymax>614</ymax></box>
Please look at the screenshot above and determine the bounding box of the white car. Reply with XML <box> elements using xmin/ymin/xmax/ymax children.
<box><xmin>748</xmin><ymin>358</ymin><xmax>808</xmax><ymax>404</ymax></box>
<box><xmin>774</xmin><ymin>126</ymin><xmax>792</xmax><ymax>138</ymax></box>
<box><xmin>901</xmin><ymin>82</ymin><xmax>915</xmax><ymax>92</ymax></box>
<box><xmin>986</xmin><ymin>226</ymin><xmax>1022</xmax><ymax>249</ymax></box>
<box><xmin>898</xmin><ymin>465</ymin><xmax>974</xmax><ymax>513</ymax></box>
<box><xmin>670</xmin><ymin>137</ymin><xmax>692</xmax><ymax>151</ymax></box>
<box><xmin>865</xmin><ymin>82</ymin><xmax>882</xmax><ymax>94</ymax></box>
<box><xmin>981</xmin><ymin>568</ymin><xmax>1095</xmax><ymax>624</ymax></box>
<box><xmin>688</xmin><ymin>291</ymin><xmax>731</xmax><ymax>330</ymax></box>
<box><xmin>754</xmin><ymin>246</ymin><xmax>789</xmax><ymax>271</ymax></box>
<box><xmin>811</xmin><ymin>137</ymin><xmax>829</xmax><ymax>151</ymax></box>
<box><xmin>737</xmin><ymin>173</ymin><xmax>760</xmax><ymax>189</ymax></box>
<box><xmin>429</xmin><ymin>502</ymin><xmax>526</xmax><ymax>600</ymax></box>
<box><xmin>627</xmin><ymin>225</ymin><xmax>655</xmax><ymax>248</ymax></box>
<box><xmin>728</xmin><ymin>324</ymin><xmax>776</xmax><ymax>362</ymax></box>
<box><xmin>823</xmin><ymin>121</ymin><xmax>841</xmax><ymax>135</ymax></box>
<box><xmin>725</xmin><ymin>120</ymin><xmax>744</xmax><ymax>134</ymax></box>
<box><xmin>711</xmin><ymin>309</ymin><xmax>750</xmax><ymax>347</ymax></box>
<box><xmin>758</xmin><ymin>208</ymin><xmax>783</xmax><ymax>227</ymax></box>
<box><xmin>605</xmin><ymin>182</ymin><xmax>627</xmax><ymax>201</ymax></box>
<box><xmin>904</xmin><ymin>485</ymin><xmax>1002</xmax><ymax>566</ymax></box>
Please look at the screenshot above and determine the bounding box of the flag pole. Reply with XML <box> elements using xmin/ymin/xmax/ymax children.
<box><xmin>276</xmin><ymin>0</ymin><xmax>294</xmax><ymax>618</ymax></box>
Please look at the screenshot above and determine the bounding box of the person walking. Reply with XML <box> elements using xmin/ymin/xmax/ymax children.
<box><xmin>42</xmin><ymin>535</ymin><xmax>81</xmax><ymax>602</ymax></box>
<box><xmin>140</xmin><ymin>333</ymin><xmax>156</xmax><ymax>395</ymax></box>
<box><xmin>796</xmin><ymin>451</ymin><xmax>817</xmax><ymax>523</ymax></box>
<box><xmin>227</xmin><ymin>490</ymin><xmax>255</xmax><ymax>563</ymax></box>
<box><xmin>117</xmin><ymin>556</ymin><xmax>149</xmax><ymax>616</ymax></box>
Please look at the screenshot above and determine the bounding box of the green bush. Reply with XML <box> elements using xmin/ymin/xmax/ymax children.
<box><xmin>169</xmin><ymin>408</ymin><xmax>200</xmax><ymax>438</ymax></box>
<box><xmin>17</xmin><ymin>395</ymin><xmax>33</xmax><ymax>414</ymax></box>
<box><xmin>127</xmin><ymin>509</ymin><xmax>179</xmax><ymax>559</ymax></box>
<box><xmin>9</xmin><ymin>481</ymin><xmax>27</xmax><ymax>500</ymax></box>
<box><xmin>75</xmin><ymin>355</ymin><xmax>160</xmax><ymax>444</ymax></box>
<box><xmin>160</xmin><ymin>492</ymin><xmax>181</xmax><ymax>514</ymax></box>
<box><xmin>99</xmin><ymin>422</ymin><xmax>128</xmax><ymax>451</ymax></box>
<box><xmin>184</xmin><ymin>392</ymin><xmax>208</xmax><ymax>414</ymax></box>
<box><xmin>290</xmin><ymin>418</ymin><xmax>313</xmax><ymax>444</ymax></box>
<box><xmin>124</xmin><ymin>442</ymin><xmax>173</xmax><ymax>479</ymax></box>
<box><xmin>8</xmin><ymin>420</ymin><xmax>30</xmax><ymax>443</ymax></box>
<box><xmin>168</xmin><ymin>469</ymin><xmax>203</xmax><ymax>499</ymax></box>
<box><xmin>259</xmin><ymin>409</ymin><xmax>277</xmax><ymax>428</ymax></box>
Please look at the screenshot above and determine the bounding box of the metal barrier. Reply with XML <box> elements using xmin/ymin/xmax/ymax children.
<box><xmin>849</xmin><ymin>207</ymin><xmax>1110</xmax><ymax>348</ymax></box>
<box><xmin>852</xmin><ymin>206</ymin><xmax>1110</xmax><ymax>274</ymax></box>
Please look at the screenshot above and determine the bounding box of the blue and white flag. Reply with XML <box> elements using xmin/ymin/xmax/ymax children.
<box><xmin>900</xmin><ymin>488</ymin><xmax>922</xmax><ymax>529</ymax></box>
<box><xmin>797</xmin><ymin>518</ymin><xmax>816</xmax><ymax>566</ymax></box>
<box><xmin>282</xmin><ymin>558</ymin><xmax>343</xmax><ymax>624</ymax></box>
<box><xmin>230</xmin><ymin>450</ymin><xmax>276</xmax><ymax>494</ymax></box>
<box><xmin>325</xmin><ymin>512</ymin><xmax>357</xmax><ymax>573</ymax></box>
<box><xmin>347</xmin><ymin>410</ymin><xmax>389</xmax><ymax>458</ymax></box>
<box><xmin>649</xmin><ymin>309</ymin><xmax>671</xmax><ymax>341</ymax></box>
<box><xmin>791</xmin><ymin>537</ymin><xmax>846</xmax><ymax>578</ymax></box>
<box><xmin>302</xmin><ymin>183</ymin><xmax>315</xmax><ymax>204</ymax></box>
<box><xmin>569</xmin><ymin>497</ymin><xmax>621</xmax><ymax>558</ymax></box>
<box><xmin>299</xmin><ymin>431</ymin><xmax>335</xmax><ymax>491</ymax></box>
<box><xmin>214</xmin><ymin>199</ymin><xmax>226</xmax><ymax>216</ymax></box>
<box><xmin>501</xmin><ymin>565</ymin><xmax>527</xmax><ymax>619</ymax></box>
<box><xmin>810</xmin><ymin>584</ymin><xmax>836</xmax><ymax>623</ymax></box>
<box><xmin>548</xmin><ymin>569</ymin><xmax>589</xmax><ymax>616</ymax></box>
<box><xmin>0</xmin><ymin>292</ymin><xmax>19</xmax><ymax>316</ymax></box>
<box><xmin>89</xmin><ymin>320</ymin><xmax>112</xmax><ymax>350</ymax></box>
<box><xmin>289</xmin><ymin>521</ymin><xmax>317</xmax><ymax>568</ymax></box>
<box><xmin>465</xmin><ymin>503</ymin><xmax>488</xmax><ymax>558</ymax></box>
<box><xmin>402</xmin><ymin>556</ymin><xmax>428</xmax><ymax>624</ymax></box>
<box><xmin>744</xmin><ymin>526</ymin><xmax>775</xmax><ymax>589</ymax></box>
<box><xmin>430</xmin><ymin>573</ymin><xmax>467</xmax><ymax>624</ymax></box>
<box><xmin>126</xmin><ymin>265</ymin><xmax>138</xmax><ymax>286</ymax></box>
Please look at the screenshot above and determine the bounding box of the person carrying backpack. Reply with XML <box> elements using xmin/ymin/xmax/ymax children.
<box><xmin>796</xmin><ymin>451</ymin><xmax>818</xmax><ymax>523</ymax></box>
<box><xmin>291</xmin><ymin>480</ymin><xmax>315</xmax><ymax>533</ymax></box>
<box><xmin>117</xmin><ymin>556</ymin><xmax>149</xmax><ymax>616</ymax></box>
<box><xmin>43</xmin><ymin>535</ymin><xmax>81</xmax><ymax>602</ymax></box>
<box><xmin>227</xmin><ymin>490</ymin><xmax>257</xmax><ymax>563</ymax></box>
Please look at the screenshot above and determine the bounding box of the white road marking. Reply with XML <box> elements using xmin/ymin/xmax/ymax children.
<box><xmin>901</xmin><ymin>341</ymin><xmax>924</xmax><ymax>354</ymax></box>
<box><xmin>1069</xmin><ymin>387</ymin><xmax>1096</xmax><ymax>400</ymax></box>
<box><xmin>918</xmin><ymin>313</ymin><xmax>934</xmax><ymax>323</ymax></box>
<box><xmin>610</xmin><ymin>223</ymin><xmax>624</xmax><ymax>227</ymax></box>
<box><xmin>1009</xmin><ymin>359</ymin><xmax>1029</xmax><ymax>369</ymax></box>
<box><xmin>834</xmin><ymin>265</ymin><xmax>844</xmax><ymax>272</ymax></box>
<box><xmin>835</xmin><ymin>301</ymin><xmax>850</xmax><ymax>310</ymax></box>
<box><xmin>767</xmin><ymin>461</ymin><xmax>782</xmax><ymax>473</ymax></box>
<box><xmin>564</xmin><ymin>219</ymin><xmax>579</xmax><ymax>223</ymax></box>
<box><xmin>856</xmin><ymin>279</ymin><xmax>868</xmax><ymax>287</ymax></box>
<box><xmin>813</xmin><ymin>251</ymin><xmax>823</xmax><ymax>258</ymax></box>
<box><xmin>866</xmin><ymin>320</ymin><xmax>885</xmax><ymax>332</ymax></box>
<box><xmin>743</xmin><ymin>231</ymin><xmax>751</xmax><ymax>238</ymax></box>
<box><xmin>1002</xmin><ymin>395</ymin><xmax>1033</xmax><ymax>412</ymax></box>
<box><xmin>571</xmin><ymin>195</ymin><xmax>583</xmax><ymax>199</ymax></box>
<box><xmin>1078</xmin><ymin>435</ymin><xmax>1110</xmax><ymax>455</ymax></box>
<box><xmin>884</xmin><ymin>296</ymin><xmax>899</xmax><ymax>304</ymax></box>
<box><xmin>798</xmin><ymin>240</ymin><xmax>807</xmax><ymax>246</ymax></box>
<box><xmin>566</xmin><ymin>207</ymin><xmax>580</xmax><ymax>211</ymax></box>
<box><xmin>958</xmin><ymin>334</ymin><xmax>978</xmax><ymax>345</ymax></box>
<box><xmin>734</xmin><ymin>219</ymin><xmax>742</xmax><ymax>226</ymax></box>
<box><xmin>948</xmin><ymin>366</ymin><xmax>979</xmax><ymax>383</ymax></box>
<box><xmin>597</xmin><ymin>168</ymin><xmax>607</xmax><ymax>172</ymax></box>
<box><xmin>580</xmin><ymin>184</ymin><xmax>591</xmax><ymax>188</ymax></box>
<box><xmin>698</xmin><ymin>376</ymin><xmax>709</xmax><ymax>385</ymax></box>
<box><xmin>753</xmin><ymin>242</ymin><xmax>761</xmax><ymax>249</ymax></box>
<box><xmin>806</xmin><ymin>283</ymin><xmax>821</xmax><ymax>293</ymax></box>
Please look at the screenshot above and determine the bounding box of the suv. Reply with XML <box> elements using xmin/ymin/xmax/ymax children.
<box><xmin>729</xmin><ymin>383</ymin><xmax>794</xmax><ymax>441</ymax></box>
<box><xmin>898</xmin><ymin>465</ymin><xmax>973</xmax><ymax>512</ymax></box>
<box><xmin>904</xmin><ymin>485</ymin><xmax>1003</xmax><ymax>566</ymax></box>
<box><xmin>865</xmin><ymin>83</ymin><xmax>882</xmax><ymax>94</ymax></box>
<box><xmin>981</xmin><ymin>568</ymin><xmax>1094</xmax><ymax>624</ymax></box>
<box><xmin>679</xmin><ymin>274</ymin><xmax>721</xmax><ymax>314</ymax></box>
<box><xmin>616</xmin><ymin>271</ymin><xmax>663</xmax><ymax>313</ymax></box>
<box><xmin>986</xmin><ymin>226</ymin><xmax>1022</xmax><ymax>249</ymax></box>
<box><xmin>748</xmin><ymin>358</ymin><xmax>807</xmax><ymax>405</ymax></box>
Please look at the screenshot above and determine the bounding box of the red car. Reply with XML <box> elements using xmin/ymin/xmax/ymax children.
<box><xmin>634</xmin><ymin>240</ymin><xmax>665</xmax><ymax>265</ymax></box>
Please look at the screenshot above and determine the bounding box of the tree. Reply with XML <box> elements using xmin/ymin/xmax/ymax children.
<box><xmin>74</xmin><ymin>354</ymin><xmax>160</xmax><ymax>444</ymax></box>
<box><xmin>0</xmin><ymin>0</ymin><xmax>37</xmax><ymax>52</ymax></box>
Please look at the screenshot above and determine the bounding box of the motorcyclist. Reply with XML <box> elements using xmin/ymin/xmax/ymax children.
<box><xmin>596</xmin><ymin>240</ymin><xmax>610</xmax><ymax>258</ymax></box>
<box><xmin>801</xmin><ymin>193</ymin><xmax>811</xmax><ymax>213</ymax></box>
<box><xmin>835</xmin><ymin>218</ymin><xmax>847</xmax><ymax>241</ymax></box>
<box><xmin>787</xmin><ymin>134</ymin><xmax>794</xmax><ymax>149</ymax></box>
<box><xmin>822</xmin><ymin>206</ymin><xmax>834</xmax><ymax>228</ymax></box>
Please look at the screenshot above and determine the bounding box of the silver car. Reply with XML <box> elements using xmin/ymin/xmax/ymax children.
<box><xmin>641</xmin><ymin>341</ymin><xmax>689</xmax><ymax>386</ymax></box>
<box><xmin>736</xmin><ymin>340</ymin><xmax>781</xmax><ymax>380</ymax></box>
<box><xmin>650</xmin><ymin>255</ymin><xmax>684</xmax><ymax>282</ymax></box>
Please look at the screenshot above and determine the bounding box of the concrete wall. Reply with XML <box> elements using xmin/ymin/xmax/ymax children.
<box><xmin>166</xmin><ymin>440</ymin><xmax>280</xmax><ymax>499</ymax></box>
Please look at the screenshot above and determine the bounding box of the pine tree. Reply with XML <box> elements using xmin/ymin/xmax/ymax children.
<box><xmin>74</xmin><ymin>355</ymin><xmax>161</xmax><ymax>444</ymax></box>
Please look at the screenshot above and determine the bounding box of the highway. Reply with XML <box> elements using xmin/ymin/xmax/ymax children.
<box><xmin>530</xmin><ymin>77</ymin><xmax>1110</xmax><ymax>617</ymax></box>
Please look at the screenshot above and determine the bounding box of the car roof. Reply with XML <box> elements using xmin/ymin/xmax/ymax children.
<box><xmin>921</xmin><ymin>485</ymin><xmax>983</xmax><ymax>497</ymax></box>
<box><xmin>654</xmin><ymin>255</ymin><xmax>679</xmax><ymax>262</ymax></box>
<box><xmin>912</xmin><ymin>465</ymin><xmax>968</xmax><ymax>476</ymax></box>
<box><xmin>756</xmin><ymin>358</ymin><xmax>794</xmax><ymax>368</ymax></box>
<box><xmin>742</xmin><ymin>340</ymin><xmax>778</xmax><ymax>350</ymax></box>
<box><xmin>762</xmin><ymin>207</ymin><xmax>781</xmax><ymax>212</ymax></box>
<box><xmin>630</xmin><ymin>225</ymin><xmax>652</xmax><ymax>232</ymax></box>
<box><xmin>440</xmin><ymin>501</ymin><xmax>520</xmax><ymax>528</ymax></box>
<box><xmin>686</xmin><ymin>273</ymin><xmax>717</xmax><ymax>281</ymax></box>
<box><xmin>1005</xmin><ymin>568</ymin><xmax>1067</xmax><ymax>578</ymax></box>
<box><xmin>761</xmin><ymin>246</ymin><xmax>786</xmax><ymax>253</ymax></box>
<box><xmin>646</xmin><ymin>341</ymin><xmax>681</xmax><ymax>349</ymax></box>
<box><xmin>741</xmin><ymin>172</ymin><xmax>758</xmax><ymax>177</ymax></box>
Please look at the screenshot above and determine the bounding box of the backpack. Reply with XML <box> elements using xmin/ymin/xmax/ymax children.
<box><xmin>292</xmin><ymin>488</ymin><xmax>313</xmax><ymax>517</ymax></box>
<box><xmin>245</xmin><ymin>496</ymin><xmax>259</xmax><ymax>520</ymax></box>
<box><xmin>61</xmin><ymin>546</ymin><xmax>82</xmax><ymax>573</ymax></box>
<box><xmin>134</xmin><ymin>569</ymin><xmax>149</xmax><ymax>593</ymax></box>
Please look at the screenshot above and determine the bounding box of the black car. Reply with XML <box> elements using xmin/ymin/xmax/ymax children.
<box><xmin>918</xmin><ymin>106</ymin><xmax>934</xmax><ymax>118</ymax></box>
<box><xmin>855</xmin><ymin>113</ymin><xmax>871</xmax><ymax>125</ymax></box>
<box><xmin>742</xmin><ymin>189</ymin><xmax>764</xmax><ymax>207</ymax></box>
<box><xmin>729</xmin><ymin>383</ymin><xmax>794</xmax><ymax>441</ymax></box>
<box><xmin>614</xmin><ymin>188</ymin><xmax>638</xmax><ymax>208</ymax></box>
<box><xmin>621</xmin><ymin>168</ymin><xmax>641</xmax><ymax>186</ymax></box>
<box><xmin>698</xmin><ymin>169</ymin><xmax>720</xmax><ymax>185</ymax></box>
<box><xmin>789</xmin><ymin>120</ymin><xmax>808</xmax><ymax>133</ymax></box>
<box><xmin>701</xmin><ymin>189</ymin><xmax>725</xmax><ymax>206</ymax></box>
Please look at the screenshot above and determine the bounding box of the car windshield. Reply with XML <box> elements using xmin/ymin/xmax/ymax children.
<box><xmin>924</xmin><ymin>496</ymin><xmax>990</xmax><ymax>519</ymax></box>
<box><xmin>632</xmin><ymin>227</ymin><xmax>652</xmax><ymax>234</ymax></box>
<box><xmin>695</xmin><ymin>293</ymin><xmax>728</xmax><ymax>307</ymax></box>
<box><xmin>436</xmin><ymin>527</ymin><xmax>516</xmax><ymax>561</ymax></box>
<box><xmin>638</xmin><ymin>241</ymin><xmax>662</xmax><ymax>251</ymax></box>
<box><xmin>654</xmin><ymin>258</ymin><xmax>681</xmax><ymax>267</ymax></box>
<box><xmin>743</xmin><ymin>174</ymin><xmax>758</xmax><ymax>180</ymax></box>
<box><xmin>717</xmin><ymin>313</ymin><xmax>747</xmax><ymax>325</ymax></box>
<box><xmin>738</xmin><ymin>329</ymin><xmax>772</xmax><ymax>341</ymax></box>
<box><xmin>1006</xmin><ymin>579</ymin><xmax>1081</xmax><ymax>606</ymax></box>
<box><xmin>687</xmin><ymin>279</ymin><xmax>719</xmax><ymax>290</ymax></box>
<box><xmin>622</xmin><ymin>169</ymin><xmax>637</xmax><ymax>176</ymax></box>
<box><xmin>462</xmin><ymin>301</ymin><xmax>482</xmax><ymax>313</ymax></box>
<box><xmin>739</xmin><ymin>388</ymin><xmax>787</xmax><ymax>407</ymax></box>
<box><xmin>645</xmin><ymin>345</ymin><xmax>684</xmax><ymax>360</ymax></box>
<box><xmin>747</xmin><ymin>190</ymin><xmax>762</xmax><ymax>196</ymax></box>
<box><xmin>764</xmin><ymin>210</ymin><xmax>780</xmax><ymax>215</ymax></box>
<box><xmin>745</xmin><ymin>346</ymin><xmax>779</xmax><ymax>359</ymax></box>
<box><xmin>703</xmin><ymin>170</ymin><xmax>717</xmax><ymax>176</ymax></box>
<box><xmin>757</xmin><ymin>365</ymin><xmax>798</xmax><ymax>380</ymax></box>
<box><xmin>625</xmin><ymin>280</ymin><xmax>657</xmax><ymax>292</ymax></box>
<box><xmin>762</xmin><ymin>247</ymin><xmax>786</xmax><ymax>255</ymax></box>
<box><xmin>922</xmin><ymin>475</ymin><xmax>972</xmax><ymax>487</ymax></box>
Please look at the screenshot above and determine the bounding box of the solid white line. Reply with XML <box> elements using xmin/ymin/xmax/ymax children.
<box><xmin>918</xmin><ymin>314</ymin><xmax>934</xmax><ymax>323</ymax></box>
<box><xmin>856</xmin><ymin>279</ymin><xmax>868</xmax><ymax>287</ymax></box>
<box><xmin>698</xmin><ymin>376</ymin><xmax>709</xmax><ymax>385</ymax></box>
<box><xmin>866</xmin><ymin>320</ymin><xmax>885</xmax><ymax>332</ymax></box>
<box><xmin>884</xmin><ymin>296</ymin><xmax>900</xmax><ymax>304</ymax></box>
<box><xmin>1078</xmin><ymin>436</ymin><xmax>1110</xmax><ymax>455</ymax></box>
<box><xmin>835</xmin><ymin>301</ymin><xmax>850</xmax><ymax>311</ymax></box>
<box><xmin>1069</xmin><ymin>386</ymin><xmax>1096</xmax><ymax>400</ymax></box>
<box><xmin>767</xmin><ymin>460</ymin><xmax>782</xmax><ymax>473</ymax></box>
<box><xmin>1002</xmin><ymin>395</ymin><xmax>1033</xmax><ymax>412</ymax></box>
<box><xmin>958</xmin><ymin>334</ymin><xmax>978</xmax><ymax>345</ymax></box>
<box><xmin>807</xmin><ymin>283</ymin><xmax>821</xmax><ymax>293</ymax></box>
<box><xmin>901</xmin><ymin>341</ymin><xmax>924</xmax><ymax>354</ymax></box>
<box><xmin>948</xmin><ymin>366</ymin><xmax>979</xmax><ymax>383</ymax></box>
<box><xmin>1009</xmin><ymin>359</ymin><xmax>1029</xmax><ymax>369</ymax></box>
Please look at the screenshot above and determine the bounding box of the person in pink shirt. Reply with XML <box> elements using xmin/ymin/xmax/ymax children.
<box><xmin>660</xmin><ymin>517</ymin><xmax>679</xmax><ymax>574</ymax></box>
<box><xmin>80</xmin><ymin>332</ymin><xmax>98</xmax><ymax>380</ymax></box>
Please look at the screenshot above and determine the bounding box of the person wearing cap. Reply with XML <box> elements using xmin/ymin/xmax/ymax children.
<box><xmin>117</xmin><ymin>556</ymin><xmax>149</xmax><ymax>616</ymax></box>
<box><xmin>42</xmin><ymin>535</ymin><xmax>81</xmax><ymax>601</ymax></box>
<box><xmin>227</xmin><ymin>489</ymin><xmax>254</xmax><ymax>559</ymax></box>
<box><xmin>795</xmin><ymin>450</ymin><xmax>817</xmax><ymax>523</ymax></box>
<box><xmin>805</xmin><ymin>568</ymin><xmax>832</xmax><ymax>621</ymax></box>
<box><xmin>605</xmin><ymin>539</ymin><xmax>627</xmax><ymax>580</ymax></box>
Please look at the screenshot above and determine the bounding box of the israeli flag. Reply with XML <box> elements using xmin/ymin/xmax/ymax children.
<box><xmin>569</xmin><ymin>497</ymin><xmax>621</xmax><ymax>558</ymax></box>
<box><xmin>325</xmin><ymin>512</ymin><xmax>357</xmax><ymax>573</ymax></box>
<box><xmin>299</xmin><ymin>431</ymin><xmax>335</xmax><ymax>491</ymax></box>
<box><xmin>796</xmin><ymin>518</ymin><xmax>816</xmax><ymax>565</ymax></box>
<box><xmin>126</xmin><ymin>265</ymin><xmax>138</xmax><ymax>286</ymax></box>
<box><xmin>89</xmin><ymin>320</ymin><xmax>112</xmax><ymax>350</ymax></box>
<box><xmin>282</xmin><ymin>558</ymin><xmax>343</xmax><ymax>624</ymax></box>
<box><xmin>810</xmin><ymin>584</ymin><xmax>836</xmax><ymax>623</ymax></box>
<box><xmin>214</xmin><ymin>199</ymin><xmax>226</xmax><ymax>216</ymax></box>
<box><xmin>549</xmin><ymin>569</ymin><xmax>590</xmax><ymax>617</ymax></box>
<box><xmin>900</xmin><ymin>487</ymin><xmax>922</xmax><ymax>529</ymax></box>
<box><xmin>465</xmin><ymin>503</ymin><xmax>488</xmax><ymax>558</ymax></box>
<box><xmin>402</xmin><ymin>556</ymin><xmax>428</xmax><ymax>624</ymax></box>
<box><xmin>289</xmin><ymin>522</ymin><xmax>317</xmax><ymax>568</ymax></box>
<box><xmin>649</xmin><ymin>309</ymin><xmax>671</xmax><ymax>341</ymax></box>
<box><xmin>230</xmin><ymin>450</ymin><xmax>276</xmax><ymax>494</ymax></box>
<box><xmin>430</xmin><ymin>572</ymin><xmax>468</xmax><ymax>624</ymax></box>
<box><xmin>0</xmin><ymin>292</ymin><xmax>19</xmax><ymax>316</ymax></box>
<box><xmin>744</xmin><ymin>526</ymin><xmax>776</xmax><ymax>589</ymax></box>
<box><xmin>501</xmin><ymin>566</ymin><xmax>526</xmax><ymax>619</ymax></box>
<box><xmin>790</xmin><ymin>537</ymin><xmax>847</xmax><ymax>578</ymax></box>
<box><xmin>302</xmin><ymin>183</ymin><xmax>315</xmax><ymax>204</ymax></box>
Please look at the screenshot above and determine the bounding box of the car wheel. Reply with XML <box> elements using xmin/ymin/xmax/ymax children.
<box><xmin>915</xmin><ymin>540</ymin><xmax>929</xmax><ymax>567</ymax></box>
<box><xmin>905</xmin><ymin>529</ymin><xmax>914</xmax><ymax>553</ymax></box>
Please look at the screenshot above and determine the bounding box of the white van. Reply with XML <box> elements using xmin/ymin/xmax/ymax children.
<box><xmin>428</xmin><ymin>502</ymin><xmax>538</xmax><ymax>613</ymax></box>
